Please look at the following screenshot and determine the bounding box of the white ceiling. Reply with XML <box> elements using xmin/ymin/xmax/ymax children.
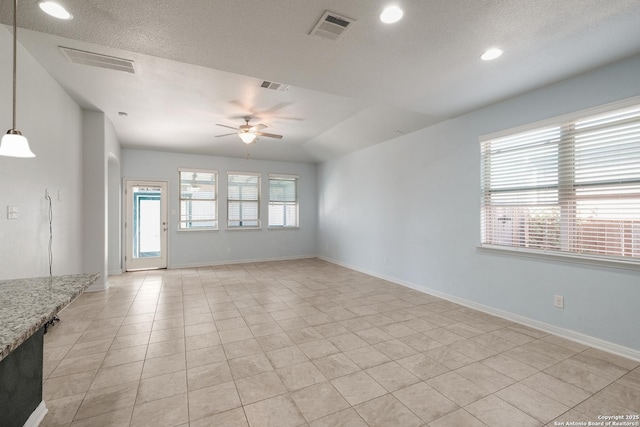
<box><xmin>2</xmin><ymin>0</ymin><xmax>640</xmax><ymax>163</ymax></box>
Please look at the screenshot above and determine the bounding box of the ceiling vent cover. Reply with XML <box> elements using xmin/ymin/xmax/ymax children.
<box><xmin>59</xmin><ymin>46</ymin><xmax>136</xmax><ymax>74</ymax></box>
<box><xmin>309</xmin><ymin>11</ymin><xmax>355</xmax><ymax>41</ymax></box>
<box><xmin>260</xmin><ymin>81</ymin><xmax>290</xmax><ymax>92</ymax></box>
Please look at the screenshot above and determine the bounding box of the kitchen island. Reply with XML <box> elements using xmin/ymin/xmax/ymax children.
<box><xmin>0</xmin><ymin>274</ymin><xmax>99</xmax><ymax>427</ymax></box>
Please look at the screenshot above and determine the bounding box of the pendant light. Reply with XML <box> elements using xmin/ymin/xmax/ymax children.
<box><xmin>0</xmin><ymin>0</ymin><xmax>35</xmax><ymax>158</ymax></box>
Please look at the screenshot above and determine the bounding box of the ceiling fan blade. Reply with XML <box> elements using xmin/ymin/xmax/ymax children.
<box><xmin>228</xmin><ymin>100</ymin><xmax>257</xmax><ymax>115</ymax></box>
<box><xmin>272</xmin><ymin>115</ymin><xmax>304</xmax><ymax>121</ymax></box>
<box><xmin>215</xmin><ymin>133</ymin><xmax>236</xmax><ymax>138</ymax></box>
<box><xmin>260</xmin><ymin>102</ymin><xmax>292</xmax><ymax>115</ymax></box>
<box><xmin>229</xmin><ymin>113</ymin><xmax>259</xmax><ymax>121</ymax></box>
<box><xmin>256</xmin><ymin>131</ymin><xmax>283</xmax><ymax>139</ymax></box>
<box><xmin>215</xmin><ymin>124</ymin><xmax>239</xmax><ymax>130</ymax></box>
<box><xmin>250</xmin><ymin>124</ymin><xmax>267</xmax><ymax>132</ymax></box>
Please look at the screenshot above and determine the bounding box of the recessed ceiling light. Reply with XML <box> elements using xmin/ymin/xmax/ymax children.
<box><xmin>37</xmin><ymin>1</ymin><xmax>73</xmax><ymax>20</ymax></box>
<box><xmin>380</xmin><ymin>5</ymin><xmax>404</xmax><ymax>24</ymax></box>
<box><xmin>481</xmin><ymin>48</ymin><xmax>503</xmax><ymax>61</ymax></box>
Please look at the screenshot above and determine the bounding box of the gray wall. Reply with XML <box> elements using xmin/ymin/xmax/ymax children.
<box><xmin>122</xmin><ymin>149</ymin><xmax>317</xmax><ymax>268</ymax></box>
<box><xmin>317</xmin><ymin>54</ymin><xmax>640</xmax><ymax>353</ymax></box>
<box><xmin>0</xmin><ymin>29</ymin><xmax>83</xmax><ymax>279</ymax></box>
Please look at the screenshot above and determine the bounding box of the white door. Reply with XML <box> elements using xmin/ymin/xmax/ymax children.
<box><xmin>125</xmin><ymin>180</ymin><xmax>168</xmax><ymax>271</ymax></box>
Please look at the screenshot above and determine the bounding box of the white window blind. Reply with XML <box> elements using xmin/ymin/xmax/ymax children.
<box><xmin>179</xmin><ymin>169</ymin><xmax>217</xmax><ymax>230</ymax></box>
<box><xmin>269</xmin><ymin>174</ymin><xmax>299</xmax><ymax>228</ymax></box>
<box><xmin>481</xmin><ymin>102</ymin><xmax>640</xmax><ymax>263</ymax></box>
<box><xmin>227</xmin><ymin>172</ymin><xmax>261</xmax><ymax>228</ymax></box>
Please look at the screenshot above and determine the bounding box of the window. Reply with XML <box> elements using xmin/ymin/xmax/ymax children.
<box><xmin>227</xmin><ymin>172</ymin><xmax>261</xmax><ymax>228</ymax></box>
<box><xmin>179</xmin><ymin>169</ymin><xmax>217</xmax><ymax>230</ymax></box>
<box><xmin>269</xmin><ymin>174</ymin><xmax>299</xmax><ymax>228</ymax></box>
<box><xmin>481</xmin><ymin>101</ymin><xmax>640</xmax><ymax>263</ymax></box>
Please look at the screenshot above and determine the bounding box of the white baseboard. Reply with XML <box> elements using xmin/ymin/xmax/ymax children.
<box><xmin>24</xmin><ymin>401</ymin><xmax>47</xmax><ymax>427</ymax></box>
<box><xmin>169</xmin><ymin>254</ymin><xmax>318</xmax><ymax>270</ymax></box>
<box><xmin>319</xmin><ymin>256</ymin><xmax>640</xmax><ymax>362</ymax></box>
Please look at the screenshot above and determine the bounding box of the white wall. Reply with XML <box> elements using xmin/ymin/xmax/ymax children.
<box><xmin>106</xmin><ymin>118</ymin><xmax>122</xmax><ymax>275</ymax></box>
<box><xmin>122</xmin><ymin>149</ymin><xmax>317</xmax><ymax>268</ymax></box>
<box><xmin>108</xmin><ymin>154</ymin><xmax>122</xmax><ymax>275</ymax></box>
<box><xmin>82</xmin><ymin>111</ymin><xmax>121</xmax><ymax>288</ymax></box>
<box><xmin>318</xmin><ymin>54</ymin><xmax>640</xmax><ymax>354</ymax></box>
<box><xmin>0</xmin><ymin>29</ymin><xmax>83</xmax><ymax>279</ymax></box>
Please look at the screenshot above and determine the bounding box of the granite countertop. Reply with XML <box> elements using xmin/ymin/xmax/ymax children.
<box><xmin>0</xmin><ymin>273</ymin><xmax>99</xmax><ymax>362</ymax></box>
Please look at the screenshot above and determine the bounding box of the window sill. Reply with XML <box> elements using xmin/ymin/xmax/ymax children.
<box><xmin>226</xmin><ymin>227</ymin><xmax>262</xmax><ymax>231</ymax></box>
<box><xmin>477</xmin><ymin>244</ymin><xmax>640</xmax><ymax>272</ymax></box>
<box><xmin>268</xmin><ymin>227</ymin><xmax>300</xmax><ymax>231</ymax></box>
<box><xmin>177</xmin><ymin>228</ymin><xmax>218</xmax><ymax>232</ymax></box>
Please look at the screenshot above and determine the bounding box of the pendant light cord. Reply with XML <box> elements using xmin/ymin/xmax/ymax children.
<box><xmin>12</xmin><ymin>0</ymin><xmax>18</xmax><ymax>130</ymax></box>
<box><xmin>46</xmin><ymin>192</ymin><xmax>53</xmax><ymax>279</ymax></box>
<box><xmin>45</xmin><ymin>192</ymin><xmax>60</xmax><ymax>332</ymax></box>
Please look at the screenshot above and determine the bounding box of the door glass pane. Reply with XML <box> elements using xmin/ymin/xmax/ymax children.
<box><xmin>133</xmin><ymin>186</ymin><xmax>161</xmax><ymax>258</ymax></box>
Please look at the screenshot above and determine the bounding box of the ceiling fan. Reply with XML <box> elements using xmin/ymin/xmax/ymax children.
<box><xmin>216</xmin><ymin>117</ymin><xmax>283</xmax><ymax>144</ymax></box>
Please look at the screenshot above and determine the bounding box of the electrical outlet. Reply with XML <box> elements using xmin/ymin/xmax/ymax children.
<box><xmin>7</xmin><ymin>206</ymin><xmax>18</xmax><ymax>219</ymax></box>
<box><xmin>554</xmin><ymin>295</ymin><xmax>564</xmax><ymax>309</ymax></box>
<box><xmin>226</xmin><ymin>247</ymin><xmax>231</xmax><ymax>253</ymax></box>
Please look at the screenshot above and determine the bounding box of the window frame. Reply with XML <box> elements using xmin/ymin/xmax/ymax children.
<box><xmin>268</xmin><ymin>174</ymin><xmax>300</xmax><ymax>229</ymax></box>
<box><xmin>178</xmin><ymin>168</ymin><xmax>218</xmax><ymax>231</ymax></box>
<box><xmin>227</xmin><ymin>171</ymin><xmax>262</xmax><ymax>229</ymax></box>
<box><xmin>479</xmin><ymin>96</ymin><xmax>640</xmax><ymax>269</ymax></box>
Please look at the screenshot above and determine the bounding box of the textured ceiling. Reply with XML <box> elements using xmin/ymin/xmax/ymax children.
<box><xmin>2</xmin><ymin>0</ymin><xmax>640</xmax><ymax>162</ymax></box>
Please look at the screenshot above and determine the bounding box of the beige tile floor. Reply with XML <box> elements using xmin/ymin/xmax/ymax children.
<box><xmin>40</xmin><ymin>258</ymin><xmax>640</xmax><ymax>426</ymax></box>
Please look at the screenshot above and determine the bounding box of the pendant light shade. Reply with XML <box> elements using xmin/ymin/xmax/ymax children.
<box><xmin>1</xmin><ymin>0</ymin><xmax>35</xmax><ymax>158</ymax></box>
<box><xmin>0</xmin><ymin>131</ymin><xmax>35</xmax><ymax>158</ymax></box>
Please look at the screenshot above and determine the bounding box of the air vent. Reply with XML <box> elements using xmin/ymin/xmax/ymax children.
<box><xmin>59</xmin><ymin>46</ymin><xmax>136</xmax><ymax>74</ymax></box>
<box><xmin>260</xmin><ymin>81</ymin><xmax>290</xmax><ymax>92</ymax></box>
<box><xmin>309</xmin><ymin>11</ymin><xmax>355</xmax><ymax>41</ymax></box>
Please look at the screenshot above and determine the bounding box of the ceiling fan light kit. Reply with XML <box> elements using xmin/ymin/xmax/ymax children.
<box><xmin>216</xmin><ymin>117</ymin><xmax>283</xmax><ymax>145</ymax></box>
<box><xmin>239</xmin><ymin>132</ymin><xmax>257</xmax><ymax>144</ymax></box>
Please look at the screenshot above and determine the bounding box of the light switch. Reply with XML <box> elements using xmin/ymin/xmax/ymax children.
<box><xmin>7</xmin><ymin>206</ymin><xmax>18</xmax><ymax>219</ymax></box>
